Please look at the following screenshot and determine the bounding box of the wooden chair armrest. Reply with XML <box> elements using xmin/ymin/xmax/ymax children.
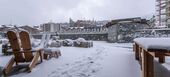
<box><xmin>3</xmin><ymin>57</ymin><xmax>15</xmax><ymax>75</ymax></box>
<box><xmin>165</xmin><ymin>53</ymin><xmax>170</xmax><ymax>56</ymax></box>
<box><xmin>17</xmin><ymin>48</ymin><xmax>43</xmax><ymax>53</ymax></box>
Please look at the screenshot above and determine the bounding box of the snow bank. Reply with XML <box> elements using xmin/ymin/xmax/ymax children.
<box><xmin>134</xmin><ymin>38</ymin><xmax>170</xmax><ymax>50</ymax></box>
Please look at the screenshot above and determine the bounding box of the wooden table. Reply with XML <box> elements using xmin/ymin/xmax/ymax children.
<box><xmin>134</xmin><ymin>38</ymin><xmax>170</xmax><ymax>77</ymax></box>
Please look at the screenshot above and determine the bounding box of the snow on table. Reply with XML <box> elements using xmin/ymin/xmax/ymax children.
<box><xmin>134</xmin><ymin>38</ymin><xmax>170</xmax><ymax>51</ymax></box>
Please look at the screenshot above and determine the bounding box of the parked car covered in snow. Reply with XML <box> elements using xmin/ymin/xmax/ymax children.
<box><xmin>74</xmin><ymin>38</ymin><xmax>93</xmax><ymax>48</ymax></box>
<box><xmin>74</xmin><ymin>38</ymin><xmax>86</xmax><ymax>46</ymax></box>
<box><xmin>63</xmin><ymin>39</ymin><xmax>74</xmax><ymax>46</ymax></box>
<box><xmin>48</xmin><ymin>40</ymin><xmax>61</xmax><ymax>47</ymax></box>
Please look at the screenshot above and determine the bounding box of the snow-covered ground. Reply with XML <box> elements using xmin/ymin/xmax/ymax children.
<box><xmin>0</xmin><ymin>41</ymin><xmax>140</xmax><ymax>77</ymax></box>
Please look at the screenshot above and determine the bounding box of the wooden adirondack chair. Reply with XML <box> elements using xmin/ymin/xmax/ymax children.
<box><xmin>3</xmin><ymin>30</ymin><xmax>43</xmax><ymax>75</ymax></box>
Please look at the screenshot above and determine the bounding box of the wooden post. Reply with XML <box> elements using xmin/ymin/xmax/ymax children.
<box><xmin>135</xmin><ymin>43</ymin><xmax>139</xmax><ymax>60</ymax></box>
<box><xmin>154</xmin><ymin>52</ymin><xmax>165</xmax><ymax>63</ymax></box>
<box><xmin>139</xmin><ymin>47</ymin><xmax>142</xmax><ymax>69</ymax></box>
<box><xmin>142</xmin><ymin>50</ymin><xmax>154</xmax><ymax>77</ymax></box>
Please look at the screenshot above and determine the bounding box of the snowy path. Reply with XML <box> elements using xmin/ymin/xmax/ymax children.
<box><xmin>0</xmin><ymin>41</ymin><xmax>140</xmax><ymax>77</ymax></box>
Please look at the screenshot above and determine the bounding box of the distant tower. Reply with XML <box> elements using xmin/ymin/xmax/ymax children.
<box><xmin>69</xmin><ymin>18</ymin><xmax>75</xmax><ymax>27</ymax></box>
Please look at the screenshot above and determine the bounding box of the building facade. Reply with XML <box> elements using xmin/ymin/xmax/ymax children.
<box><xmin>69</xmin><ymin>18</ymin><xmax>109</xmax><ymax>28</ymax></box>
<box><xmin>166</xmin><ymin>0</ymin><xmax>170</xmax><ymax>27</ymax></box>
<box><xmin>41</xmin><ymin>22</ymin><xmax>61</xmax><ymax>32</ymax></box>
<box><xmin>106</xmin><ymin>17</ymin><xmax>149</xmax><ymax>43</ymax></box>
<box><xmin>156</xmin><ymin>0</ymin><xmax>170</xmax><ymax>28</ymax></box>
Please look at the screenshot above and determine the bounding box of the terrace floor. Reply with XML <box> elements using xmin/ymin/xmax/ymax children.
<box><xmin>0</xmin><ymin>41</ymin><xmax>140</xmax><ymax>77</ymax></box>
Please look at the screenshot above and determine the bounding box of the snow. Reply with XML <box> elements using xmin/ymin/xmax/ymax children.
<box><xmin>0</xmin><ymin>38</ymin><xmax>8</xmax><ymax>44</ymax></box>
<box><xmin>0</xmin><ymin>41</ymin><xmax>140</xmax><ymax>77</ymax></box>
<box><xmin>31</xmin><ymin>39</ymin><xmax>41</xmax><ymax>48</ymax></box>
<box><xmin>134</xmin><ymin>38</ymin><xmax>170</xmax><ymax>50</ymax></box>
<box><xmin>75</xmin><ymin>38</ymin><xmax>87</xmax><ymax>44</ymax></box>
<box><xmin>162</xmin><ymin>57</ymin><xmax>170</xmax><ymax>71</ymax></box>
<box><xmin>63</xmin><ymin>39</ymin><xmax>74</xmax><ymax>46</ymax></box>
<box><xmin>39</xmin><ymin>33</ymin><xmax>51</xmax><ymax>48</ymax></box>
<box><xmin>44</xmin><ymin>47</ymin><xmax>60</xmax><ymax>52</ymax></box>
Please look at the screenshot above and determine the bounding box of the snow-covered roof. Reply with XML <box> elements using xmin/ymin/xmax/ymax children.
<box><xmin>134</xmin><ymin>38</ymin><xmax>170</xmax><ymax>51</ymax></box>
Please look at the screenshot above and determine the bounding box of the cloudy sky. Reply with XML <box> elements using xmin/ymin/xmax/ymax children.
<box><xmin>0</xmin><ymin>0</ymin><xmax>155</xmax><ymax>26</ymax></box>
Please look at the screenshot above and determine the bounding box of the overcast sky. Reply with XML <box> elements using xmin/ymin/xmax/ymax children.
<box><xmin>0</xmin><ymin>0</ymin><xmax>155</xmax><ymax>26</ymax></box>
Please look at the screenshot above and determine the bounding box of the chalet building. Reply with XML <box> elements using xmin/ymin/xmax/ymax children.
<box><xmin>57</xmin><ymin>25</ymin><xmax>108</xmax><ymax>41</ymax></box>
<box><xmin>0</xmin><ymin>25</ymin><xmax>39</xmax><ymax>38</ymax></box>
<box><xmin>74</xmin><ymin>20</ymin><xmax>97</xmax><ymax>27</ymax></box>
<box><xmin>106</xmin><ymin>17</ymin><xmax>150</xmax><ymax>43</ymax></box>
<box><xmin>61</xmin><ymin>26</ymin><xmax>107</xmax><ymax>33</ymax></box>
<box><xmin>19</xmin><ymin>25</ymin><xmax>40</xmax><ymax>34</ymax></box>
<box><xmin>33</xmin><ymin>26</ymin><xmax>40</xmax><ymax>29</ymax></box>
<box><xmin>69</xmin><ymin>18</ymin><xmax>109</xmax><ymax>28</ymax></box>
<box><xmin>0</xmin><ymin>27</ymin><xmax>11</xmax><ymax>33</ymax></box>
<box><xmin>96</xmin><ymin>20</ymin><xmax>110</xmax><ymax>26</ymax></box>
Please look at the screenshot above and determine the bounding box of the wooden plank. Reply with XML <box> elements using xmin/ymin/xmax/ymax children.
<box><xmin>147</xmin><ymin>49</ymin><xmax>168</xmax><ymax>52</ymax></box>
<box><xmin>165</xmin><ymin>53</ymin><xmax>170</xmax><ymax>56</ymax></box>
<box><xmin>19</xmin><ymin>31</ymin><xmax>33</xmax><ymax>62</ymax></box>
<box><xmin>28</xmin><ymin>51</ymin><xmax>40</xmax><ymax>72</ymax></box>
<box><xmin>7</xmin><ymin>31</ymin><xmax>25</xmax><ymax>62</ymax></box>
<box><xmin>38</xmin><ymin>50</ymin><xmax>43</xmax><ymax>62</ymax></box>
<box><xmin>148</xmin><ymin>52</ymin><xmax>155</xmax><ymax>57</ymax></box>
<box><xmin>149</xmin><ymin>52</ymin><xmax>165</xmax><ymax>63</ymax></box>
<box><xmin>156</xmin><ymin>52</ymin><xmax>165</xmax><ymax>63</ymax></box>
<box><xmin>139</xmin><ymin>47</ymin><xmax>142</xmax><ymax>69</ymax></box>
<box><xmin>142</xmin><ymin>50</ymin><xmax>154</xmax><ymax>77</ymax></box>
<box><xmin>7</xmin><ymin>31</ymin><xmax>20</xmax><ymax>51</ymax></box>
<box><xmin>135</xmin><ymin>43</ymin><xmax>140</xmax><ymax>60</ymax></box>
<box><xmin>139</xmin><ymin>47</ymin><xmax>143</xmax><ymax>61</ymax></box>
<box><xmin>3</xmin><ymin>57</ymin><xmax>15</xmax><ymax>75</ymax></box>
